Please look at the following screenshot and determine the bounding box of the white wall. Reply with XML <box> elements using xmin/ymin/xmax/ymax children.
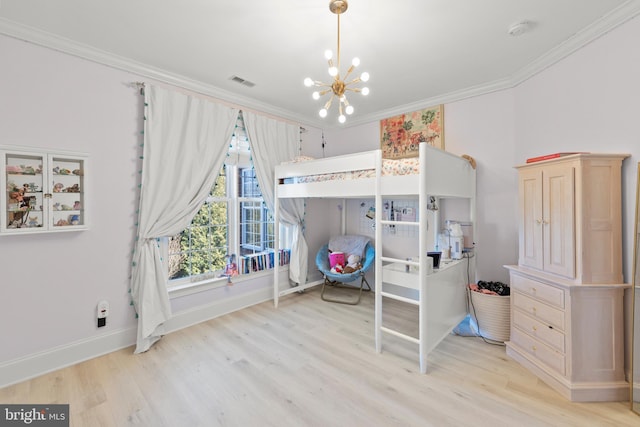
<box><xmin>0</xmin><ymin>35</ymin><xmax>295</xmax><ymax>385</ymax></box>
<box><xmin>0</xmin><ymin>35</ymin><xmax>142</xmax><ymax>364</ymax></box>
<box><xmin>514</xmin><ymin>15</ymin><xmax>640</xmax><ymax>282</ymax></box>
<box><xmin>2</xmin><ymin>12</ymin><xmax>640</xmax><ymax>386</ymax></box>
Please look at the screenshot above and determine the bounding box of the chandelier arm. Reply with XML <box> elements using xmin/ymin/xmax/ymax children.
<box><xmin>343</xmin><ymin>65</ymin><xmax>355</xmax><ymax>81</ymax></box>
<box><xmin>344</xmin><ymin>77</ymin><xmax>362</xmax><ymax>85</ymax></box>
<box><xmin>324</xmin><ymin>94</ymin><xmax>336</xmax><ymax>110</ymax></box>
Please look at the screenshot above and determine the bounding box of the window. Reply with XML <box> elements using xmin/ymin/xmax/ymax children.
<box><xmin>239</xmin><ymin>167</ymin><xmax>274</xmax><ymax>255</ymax></box>
<box><xmin>167</xmin><ymin>114</ymin><xmax>288</xmax><ymax>286</ymax></box>
<box><xmin>167</xmin><ymin>169</ymin><xmax>228</xmax><ymax>280</ymax></box>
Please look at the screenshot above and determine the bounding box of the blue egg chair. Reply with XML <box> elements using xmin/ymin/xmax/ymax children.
<box><xmin>316</xmin><ymin>242</ymin><xmax>375</xmax><ymax>305</ymax></box>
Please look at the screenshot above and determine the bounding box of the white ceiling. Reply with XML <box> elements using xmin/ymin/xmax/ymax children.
<box><xmin>1</xmin><ymin>0</ymin><xmax>639</xmax><ymax>129</ymax></box>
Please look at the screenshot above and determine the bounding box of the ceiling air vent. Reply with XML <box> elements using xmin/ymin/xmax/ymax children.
<box><xmin>229</xmin><ymin>75</ymin><xmax>256</xmax><ymax>88</ymax></box>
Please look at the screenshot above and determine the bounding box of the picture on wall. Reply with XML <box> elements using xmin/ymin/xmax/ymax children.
<box><xmin>380</xmin><ymin>105</ymin><xmax>444</xmax><ymax>159</ymax></box>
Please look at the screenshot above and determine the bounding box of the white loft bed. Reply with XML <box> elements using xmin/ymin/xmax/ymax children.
<box><xmin>273</xmin><ymin>143</ymin><xmax>476</xmax><ymax>373</ymax></box>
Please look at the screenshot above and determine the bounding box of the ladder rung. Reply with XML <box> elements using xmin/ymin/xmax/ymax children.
<box><xmin>380</xmin><ymin>291</ymin><xmax>419</xmax><ymax>305</ymax></box>
<box><xmin>380</xmin><ymin>256</ymin><xmax>412</xmax><ymax>264</ymax></box>
<box><xmin>380</xmin><ymin>326</ymin><xmax>419</xmax><ymax>344</ymax></box>
<box><xmin>380</xmin><ymin>220</ymin><xmax>419</xmax><ymax>227</ymax></box>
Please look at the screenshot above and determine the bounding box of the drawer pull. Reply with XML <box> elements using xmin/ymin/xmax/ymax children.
<box><xmin>532</xmin><ymin>326</ymin><xmax>537</xmax><ymax>332</ymax></box>
<box><xmin>531</xmin><ymin>306</ymin><xmax>537</xmax><ymax>313</ymax></box>
<box><xmin>531</xmin><ymin>287</ymin><xmax>537</xmax><ymax>293</ymax></box>
<box><xmin>532</xmin><ymin>345</ymin><xmax>537</xmax><ymax>351</ymax></box>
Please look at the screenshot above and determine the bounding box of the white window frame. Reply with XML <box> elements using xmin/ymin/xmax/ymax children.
<box><xmin>165</xmin><ymin>154</ymin><xmax>287</xmax><ymax>296</ymax></box>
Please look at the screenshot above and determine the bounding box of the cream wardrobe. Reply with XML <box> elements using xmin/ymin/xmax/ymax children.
<box><xmin>505</xmin><ymin>153</ymin><xmax>629</xmax><ymax>402</ymax></box>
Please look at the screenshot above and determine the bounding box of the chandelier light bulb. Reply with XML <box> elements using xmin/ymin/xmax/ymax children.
<box><xmin>304</xmin><ymin>0</ymin><xmax>370</xmax><ymax>123</ymax></box>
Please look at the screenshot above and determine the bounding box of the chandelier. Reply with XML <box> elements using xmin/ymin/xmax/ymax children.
<box><xmin>304</xmin><ymin>0</ymin><xmax>370</xmax><ymax>124</ymax></box>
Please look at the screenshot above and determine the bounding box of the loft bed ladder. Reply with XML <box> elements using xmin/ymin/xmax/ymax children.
<box><xmin>374</xmin><ymin>145</ymin><xmax>432</xmax><ymax>374</ymax></box>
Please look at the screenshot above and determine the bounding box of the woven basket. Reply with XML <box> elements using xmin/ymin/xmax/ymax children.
<box><xmin>468</xmin><ymin>290</ymin><xmax>511</xmax><ymax>342</ymax></box>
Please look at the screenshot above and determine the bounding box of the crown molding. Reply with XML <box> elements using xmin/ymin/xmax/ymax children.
<box><xmin>343</xmin><ymin>77</ymin><xmax>514</xmax><ymax>128</ymax></box>
<box><xmin>2</xmin><ymin>0</ymin><xmax>640</xmax><ymax>130</ymax></box>
<box><xmin>346</xmin><ymin>0</ymin><xmax>640</xmax><ymax>128</ymax></box>
<box><xmin>509</xmin><ymin>0</ymin><xmax>640</xmax><ymax>86</ymax></box>
<box><xmin>0</xmin><ymin>18</ymin><xmax>310</xmax><ymax>126</ymax></box>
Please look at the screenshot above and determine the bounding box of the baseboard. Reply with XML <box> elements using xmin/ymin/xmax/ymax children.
<box><xmin>163</xmin><ymin>286</ymin><xmax>273</xmax><ymax>334</ymax></box>
<box><xmin>0</xmin><ymin>286</ymin><xmax>274</xmax><ymax>388</ymax></box>
<box><xmin>0</xmin><ymin>326</ymin><xmax>137</xmax><ymax>389</ymax></box>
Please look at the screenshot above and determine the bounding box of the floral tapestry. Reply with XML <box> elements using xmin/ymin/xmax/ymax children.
<box><xmin>380</xmin><ymin>105</ymin><xmax>444</xmax><ymax>159</ymax></box>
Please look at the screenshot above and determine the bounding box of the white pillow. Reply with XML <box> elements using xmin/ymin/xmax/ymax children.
<box><xmin>329</xmin><ymin>235</ymin><xmax>369</xmax><ymax>259</ymax></box>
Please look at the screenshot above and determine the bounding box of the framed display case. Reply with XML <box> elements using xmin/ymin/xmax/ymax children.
<box><xmin>1</xmin><ymin>146</ymin><xmax>87</xmax><ymax>234</ymax></box>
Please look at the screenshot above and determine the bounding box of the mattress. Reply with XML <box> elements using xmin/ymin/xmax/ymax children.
<box><xmin>282</xmin><ymin>157</ymin><xmax>420</xmax><ymax>184</ymax></box>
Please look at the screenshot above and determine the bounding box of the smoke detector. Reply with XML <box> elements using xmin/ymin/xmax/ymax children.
<box><xmin>507</xmin><ymin>20</ymin><xmax>532</xmax><ymax>37</ymax></box>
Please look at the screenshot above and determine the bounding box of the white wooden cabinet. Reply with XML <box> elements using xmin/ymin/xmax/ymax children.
<box><xmin>506</xmin><ymin>153</ymin><xmax>629</xmax><ymax>402</ymax></box>
<box><xmin>1</xmin><ymin>147</ymin><xmax>88</xmax><ymax>234</ymax></box>
<box><xmin>517</xmin><ymin>154</ymin><xmax>625</xmax><ymax>283</ymax></box>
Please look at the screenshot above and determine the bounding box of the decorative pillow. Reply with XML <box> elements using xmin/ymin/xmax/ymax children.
<box><xmin>328</xmin><ymin>235</ymin><xmax>369</xmax><ymax>260</ymax></box>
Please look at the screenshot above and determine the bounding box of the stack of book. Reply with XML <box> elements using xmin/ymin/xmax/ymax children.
<box><xmin>240</xmin><ymin>249</ymin><xmax>291</xmax><ymax>274</ymax></box>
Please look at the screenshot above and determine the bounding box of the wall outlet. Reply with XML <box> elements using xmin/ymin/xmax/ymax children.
<box><xmin>97</xmin><ymin>300</ymin><xmax>109</xmax><ymax>327</ymax></box>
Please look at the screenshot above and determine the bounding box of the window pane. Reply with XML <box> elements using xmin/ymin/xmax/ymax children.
<box><xmin>168</xmin><ymin>167</ymin><xmax>228</xmax><ymax>281</ymax></box>
<box><xmin>239</xmin><ymin>167</ymin><xmax>260</xmax><ymax>197</ymax></box>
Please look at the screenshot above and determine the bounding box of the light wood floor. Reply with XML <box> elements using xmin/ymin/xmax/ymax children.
<box><xmin>2</xmin><ymin>288</ymin><xmax>638</xmax><ymax>427</ymax></box>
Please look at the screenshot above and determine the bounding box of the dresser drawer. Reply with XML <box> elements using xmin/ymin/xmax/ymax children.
<box><xmin>513</xmin><ymin>292</ymin><xmax>565</xmax><ymax>331</ymax></box>
<box><xmin>513</xmin><ymin>310</ymin><xmax>565</xmax><ymax>353</ymax></box>
<box><xmin>510</xmin><ymin>328</ymin><xmax>566</xmax><ymax>376</ymax></box>
<box><xmin>511</xmin><ymin>274</ymin><xmax>564</xmax><ymax>309</ymax></box>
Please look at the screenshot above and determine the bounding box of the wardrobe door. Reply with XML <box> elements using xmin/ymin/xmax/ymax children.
<box><xmin>541</xmin><ymin>163</ymin><xmax>575</xmax><ymax>278</ymax></box>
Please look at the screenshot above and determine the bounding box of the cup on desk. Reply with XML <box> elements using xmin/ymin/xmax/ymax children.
<box><xmin>427</xmin><ymin>251</ymin><xmax>441</xmax><ymax>269</ymax></box>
